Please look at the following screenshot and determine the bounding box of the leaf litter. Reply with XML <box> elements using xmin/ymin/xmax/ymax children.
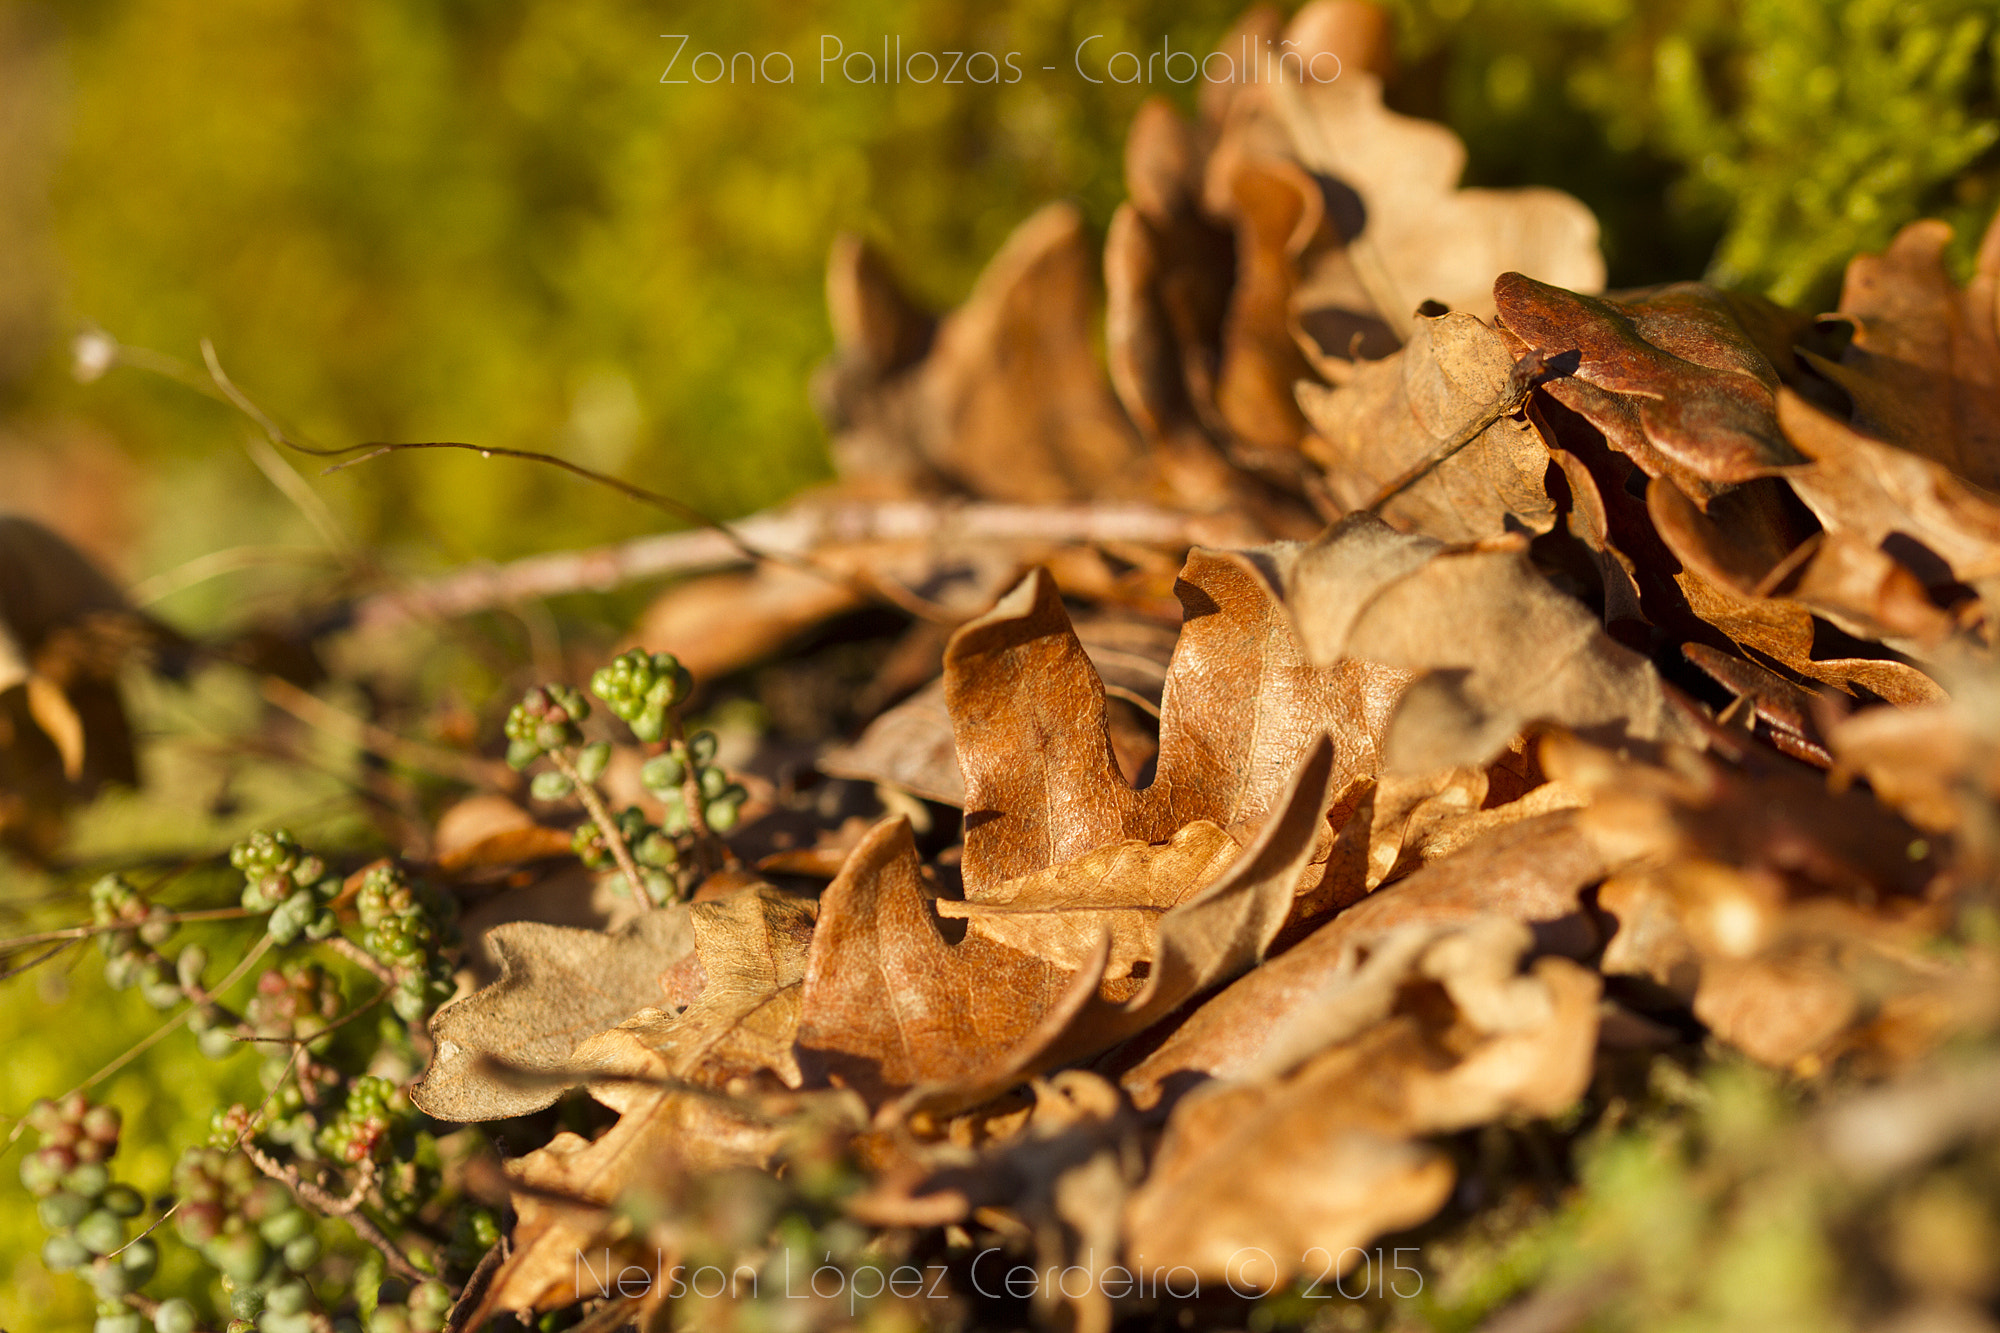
<box><xmin>29</xmin><ymin>2</ymin><xmax>2000</xmax><ymax>1329</ymax></box>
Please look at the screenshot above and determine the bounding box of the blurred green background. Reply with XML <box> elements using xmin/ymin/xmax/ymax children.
<box><xmin>2</xmin><ymin>0</ymin><xmax>1998</xmax><ymax>1326</ymax></box>
<box><xmin>1</xmin><ymin>0</ymin><xmax>1995</xmax><ymax>621</ymax></box>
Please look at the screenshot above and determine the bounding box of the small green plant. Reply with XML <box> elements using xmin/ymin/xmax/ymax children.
<box><xmin>504</xmin><ymin>648</ymin><xmax>744</xmax><ymax>904</ymax></box>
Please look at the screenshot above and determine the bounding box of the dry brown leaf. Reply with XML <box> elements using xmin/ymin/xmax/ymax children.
<box><xmin>819</xmin><ymin>202</ymin><xmax>1150</xmax><ymax>505</ymax></box>
<box><xmin>1832</xmin><ymin>693</ymin><xmax>2000</xmax><ymax>834</ymax></box>
<box><xmin>630</xmin><ymin>561</ymin><xmax>866</xmax><ymax>684</ymax></box>
<box><xmin>1495</xmin><ymin>275</ymin><xmax>1807</xmax><ymax>504</ymax></box>
<box><xmin>1644</xmin><ymin>475</ymin><xmax>1949</xmax><ymax>705</ymax></box>
<box><xmin>466</xmin><ymin>1089</ymin><xmax>788</xmax><ymax>1324</ymax></box>
<box><xmin>1552</xmin><ymin>736</ymin><xmax>1960</xmax><ymax>1070</ymax></box>
<box><xmin>1123</xmin><ymin>808</ymin><xmax>1606</xmax><ymax>1099</ymax></box>
<box><xmin>1121</xmin><ymin>918</ymin><xmax>1600</xmax><ymax>1289</ymax></box>
<box><xmin>1299</xmin><ymin>309</ymin><xmax>1557</xmax><ymax>541</ymax></box>
<box><xmin>793</xmin><ymin>816</ymin><xmax>1105</xmax><ymax>1105</ymax></box>
<box><xmin>799</xmin><ymin>737</ymin><xmax>1338</xmax><ymax>1116</ymax></box>
<box><xmin>936</xmin><ymin>821</ymin><xmax>1239</xmax><ymax>980</ymax></box>
<box><xmin>1802</xmin><ymin>215</ymin><xmax>2000</xmax><ymax>488</ymax></box>
<box><xmin>1255</xmin><ymin>512</ymin><xmax>1699</xmax><ymax>770</ymax></box>
<box><xmin>945</xmin><ymin>556</ymin><xmax>1405</xmax><ymax>893</ymax></box>
<box><xmin>1277</xmin><ymin>69</ymin><xmax>1603</xmax><ymax>329</ymax></box>
<box><xmin>822</xmin><ymin>615</ymin><xmax>1181</xmax><ymax>810</ymax></box>
<box><xmin>430</xmin><ymin>794</ymin><xmax>575</xmax><ymax>874</ymax></box>
<box><xmin>1778</xmin><ymin>385</ymin><xmax>2000</xmax><ymax>608</ymax></box>
<box><xmin>413</xmin><ymin>908</ymin><xmax>693</xmax><ymax>1122</ymax></box>
<box><xmin>0</xmin><ymin>515</ymin><xmax>164</xmax><ymax>854</ymax></box>
<box><xmin>573</xmin><ymin>882</ymin><xmax>819</xmax><ymax>1091</ymax></box>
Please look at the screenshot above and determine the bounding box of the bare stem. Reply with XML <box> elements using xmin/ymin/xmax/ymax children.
<box><xmin>326</xmin><ymin>933</ymin><xmax>399</xmax><ymax>987</ymax></box>
<box><xmin>550</xmin><ymin>749</ymin><xmax>647</xmax><ymax>903</ymax></box>
<box><xmin>242</xmin><ymin>1143</ymin><xmax>429</xmax><ymax>1285</ymax></box>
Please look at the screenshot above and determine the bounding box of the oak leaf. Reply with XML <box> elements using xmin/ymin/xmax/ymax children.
<box><xmin>1495</xmin><ymin>275</ymin><xmax>1807</xmax><ymax>504</ymax></box>
<box><xmin>1298</xmin><ymin>309</ymin><xmax>1558</xmax><ymax>542</ymax></box>
<box><xmin>1253</xmin><ymin>512</ymin><xmax>1700</xmax><ymax>770</ymax></box>
<box><xmin>1121</xmin><ymin>918</ymin><xmax>1600</xmax><ymax>1289</ymax></box>
<box><xmin>412</xmin><ymin>907</ymin><xmax>693</xmax><ymax>1122</ymax></box>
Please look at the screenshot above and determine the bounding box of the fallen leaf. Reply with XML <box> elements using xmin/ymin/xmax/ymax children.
<box><xmin>1122</xmin><ymin>808</ymin><xmax>1606</xmax><ymax>1100</ymax></box>
<box><xmin>1121</xmin><ymin>918</ymin><xmax>1600</xmax><ymax>1288</ymax></box>
<box><xmin>1278</xmin><ymin>70</ymin><xmax>1604</xmax><ymax>330</ymax></box>
<box><xmin>1254</xmin><ymin>512</ymin><xmax>1700</xmax><ymax>769</ymax></box>
<box><xmin>1802</xmin><ymin>215</ymin><xmax>2000</xmax><ymax>489</ymax></box>
<box><xmin>1299</xmin><ymin>309</ymin><xmax>1558</xmax><ymax>541</ymax></box>
<box><xmin>936</xmin><ymin>821</ymin><xmax>1240</xmax><ymax>979</ymax></box>
<box><xmin>793</xmin><ymin>816</ymin><xmax>1105</xmax><ymax>1105</ymax></box>
<box><xmin>945</xmin><ymin>556</ymin><xmax>1405</xmax><ymax>893</ymax></box>
<box><xmin>1778</xmin><ymin>385</ymin><xmax>2000</xmax><ymax>609</ymax></box>
<box><xmin>413</xmin><ymin>908</ymin><xmax>694</xmax><ymax>1122</ymax></box>
<box><xmin>573</xmin><ymin>882</ymin><xmax>819</xmax><ymax>1091</ymax></box>
<box><xmin>1495</xmin><ymin>275</ymin><xmax>1807</xmax><ymax>504</ymax></box>
<box><xmin>819</xmin><ymin>202</ymin><xmax>1151</xmax><ymax>505</ymax></box>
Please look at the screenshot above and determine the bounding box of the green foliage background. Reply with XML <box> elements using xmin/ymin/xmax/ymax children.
<box><xmin>2</xmin><ymin>0</ymin><xmax>1999</xmax><ymax>1328</ymax></box>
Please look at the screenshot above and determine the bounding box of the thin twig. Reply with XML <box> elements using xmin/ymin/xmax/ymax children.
<box><xmin>0</xmin><ymin>906</ymin><xmax>255</xmax><ymax>955</ymax></box>
<box><xmin>1364</xmin><ymin>349</ymin><xmax>1578</xmax><ymax>513</ymax></box>
<box><xmin>350</xmin><ymin>500</ymin><xmax>1198</xmax><ymax>632</ymax></box>
<box><xmin>445</xmin><ymin>1234</ymin><xmax>509</xmax><ymax>1324</ymax></box>
<box><xmin>325</xmin><ymin>934</ymin><xmax>398</xmax><ymax>987</ymax></box>
<box><xmin>243</xmin><ymin>1143</ymin><xmax>430</xmax><ymax>1285</ymax></box>
<box><xmin>550</xmin><ymin>749</ymin><xmax>647</xmax><ymax>902</ymax></box>
<box><xmin>0</xmin><ymin>939</ymin><xmax>77</xmax><ymax>982</ymax></box>
<box><xmin>1103</xmin><ymin>683</ymin><xmax>1163</xmax><ymax>720</ymax></box>
<box><xmin>261</xmin><ymin>676</ymin><xmax>520</xmax><ymax>792</ymax></box>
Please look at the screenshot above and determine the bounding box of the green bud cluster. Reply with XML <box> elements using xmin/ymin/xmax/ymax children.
<box><xmin>640</xmin><ymin>729</ymin><xmax>747</xmax><ymax>833</ymax></box>
<box><xmin>91</xmin><ymin>876</ymin><xmax>245</xmax><ymax>1033</ymax></box>
<box><xmin>229</xmin><ymin>831</ymin><xmax>341</xmax><ymax>945</ymax></box>
<box><xmin>589</xmin><ymin>648</ymin><xmax>692</xmax><ymax>744</ymax></box>
<box><xmin>503</xmin><ymin>683</ymin><xmax>591</xmax><ymax>769</ymax></box>
<box><xmin>23</xmin><ymin>1093</ymin><xmax>160</xmax><ymax>1322</ymax></box>
<box><xmin>170</xmin><ymin>1147</ymin><xmax>324</xmax><ymax>1324</ymax></box>
<box><xmin>246</xmin><ymin>962</ymin><xmax>342</xmax><ymax>1051</ymax></box>
<box><xmin>356</xmin><ymin>865</ymin><xmax>459</xmax><ymax>1024</ymax></box>
<box><xmin>315</xmin><ymin>1075</ymin><xmax>406</xmax><ymax>1167</ymax></box>
<box><xmin>571</xmin><ymin>805</ymin><xmax>679</xmax><ymax>904</ymax></box>
<box><xmin>367</xmin><ymin>1278</ymin><xmax>451</xmax><ymax>1333</ymax></box>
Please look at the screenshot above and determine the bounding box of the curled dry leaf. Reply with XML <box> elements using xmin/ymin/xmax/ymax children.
<box><xmin>797</xmin><ymin>736</ymin><xmax>1338</xmax><ymax>1116</ymax></box>
<box><xmin>818</xmin><ymin>202</ymin><xmax>1149</xmax><ymax>506</ymax></box>
<box><xmin>1252</xmin><ymin>512</ymin><xmax>1699</xmax><ymax>770</ymax></box>
<box><xmin>793</xmin><ymin>815</ymin><xmax>1112</xmax><ymax>1106</ymax></box>
<box><xmin>1277</xmin><ymin>69</ymin><xmax>1604</xmax><ymax>331</ymax></box>
<box><xmin>0</xmin><ymin>515</ymin><xmax>166</xmax><ymax>854</ymax></box>
<box><xmin>935</xmin><ymin>821</ymin><xmax>1240</xmax><ymax>979</ymax></box>
<box><xmin>1644</xmin><ymin>475</ymin><xmax>1949</xmax><ymax>705</ymax></box>
<box><xmin>1299</xmin><ymin>308</ymin><xmax>1558</xmax><ymax>542</ymax></box>
<box><xmin>1801</xmin><ymin>214</ymin><xmax>2000</xmax><ymax>489</ymax></box>
<box><xmin>1551</xmin><ymin>735</ymin><xmax>1959</xmax><ymax>1070</ymax></box>
<box><xmin>1121</xmin><ymin>918</ymin><xmax>1600</xmax><ymax>1290</ymax></box>
<box><xmin>945</xmin><ymin>556</ymin><xmax>1405</xmax><ymax>893</ymax></box>
<box><xmin>1778</xmin><ymin>385</ymin><xmax>2000</xmax><ymax>611</ymax></box>
<box><xmin>1831</xmin><ymin>690</ymin><xmax>2000</xmax><ymax>835</ymax></box>
<box><xmin>1123</xmin><ymin>808</ymin><xmax>1606</xmax><ymax>1100</ymax></box>
<box><xmin>1495</xmin><ymin>274</ymin><xmax>1807</xmax><ymax>504</ymax></box>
